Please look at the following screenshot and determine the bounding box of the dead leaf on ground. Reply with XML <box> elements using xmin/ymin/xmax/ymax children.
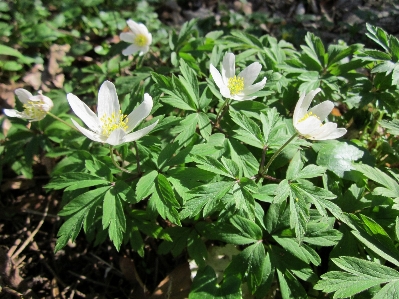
<box><xmin>0</xmin><ymin>82</ymin><xmax>24</xmax><ymax>109</ymax></box>
<box><xmin>149</xmin><ymin>262</ymin><xmax>191</xmax><ymax>299</ymax></box>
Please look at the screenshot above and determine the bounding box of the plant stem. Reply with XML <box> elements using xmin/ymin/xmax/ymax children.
<box><xmin>260</xmin><ymin>133</ymin><xmax>299</xmax><ymax>176</ymax></box>
<box><xmin>110</xmin><ymin>146</ymin><xmax>131</xmax><ymax>174</ymax></box>
<box><xmin>46</xmin><ymin>112</ymin><xmax>80</xmax><ymax>132</ymax></box>
<box><xmin>215</xmin><ymin>98</ymin><xmax>231</xmax><ymax>127</ymax></box>
<box><xmin>133</xmin><ymin>141</ymin><xmax>141</xmax><ymax>175</ymax></box>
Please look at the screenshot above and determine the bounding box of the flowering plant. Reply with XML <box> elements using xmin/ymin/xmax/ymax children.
<box><xmin>3</xmin><ymin>10</ymin><xmax>399</xmax><ymax>299</ymax></box>
<box><xmin>67</xmin><ymin>80</ymin><xmax>158</xmax><ymax>146</ymax></box>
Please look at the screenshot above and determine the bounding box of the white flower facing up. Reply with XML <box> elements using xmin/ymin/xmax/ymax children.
<box><xmin>3</xmin><ymin>89</ymin><xmax>53</xmax><ymax>121</ymax></box>
<box><xmin>67</xmin><ymin>81</ymin><xmax>158</xmax><ymax>146</ymax></box>
<box><xmin>119</xmin><ymin>19</ymin><xmax>152</xmax><ymax>56</ymax></box>
<box><xmin>293</xmin><ymin>88</ymin><xmax>347</xmax><ymax>140</ymax></box>
<box><xmin>210</xmin><ymin>52</ymin><xmax>267</xmax><ymax>101</ymax></box>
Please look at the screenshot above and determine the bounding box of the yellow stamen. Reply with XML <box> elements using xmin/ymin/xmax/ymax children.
<box><xmin>23</xmin><ymin>100</ymin><xmax>47</xmax><ymax>120</ymax></box>
<box><xmin>298</xmin><ymin>111</ymin><xmax>319</xmax><ymax>123</ymax></box>
<box><xmin>134</xmin><ymin>34</ymin><xmax>148</xmax><ymax>47</ymax></box>
<box><xmin>100</xmin><ymin>110</ymin><xmax>129</xmax><ymax>137</ymax></box>
<box><xmin>227</xmin><ymin>76</ymin><xmax>244</xmax><ymax>95</ymax></box>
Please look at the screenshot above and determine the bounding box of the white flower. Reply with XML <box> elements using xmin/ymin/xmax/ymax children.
<box><xmin>67</xmin><ymin>81</ymin><xmax>158</xmax><ymax>146</ymax></box>
<box><xmin>293</xmin><ymin>88</ymin><xmax>347</xmax><ymax>140</ymax></box>
<box><xmin>3</xmin><ymin>89</ymin><xmax>53</xmax><ymax>121</ymax></box>
<box><xmin>119</xmin><ymin>19</ymin><xmax>152</xmax><ymax>56</ymax></box>
<box><xmin>209</xmin><ymin>52</ymin><xmax>267</xmax><ymax>101</ymax></box>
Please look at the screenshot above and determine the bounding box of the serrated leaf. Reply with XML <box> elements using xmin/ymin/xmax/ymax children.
<box><xmin>230</xmin><ymin>110</ymin><xmax>265</xmax><ymax>149</ymax></box>
<box><xmin>192</xmin><ymin>155</ymin><xmax>236</xmax><ymax>179</ymax></box>
<box><xmin>273</xmin><ymin>236</ymin><xmax>320</xmax><ymax>266</ymax></box>
<box><xmin>45</xmin><ymin>172</ymin><xmax>109</xmax><ymax>191</ymax></box>
<box><xmin>230</xmin><ymin>215</ymin><xmax>262</xmax><ymax>241</ymax></box>
<box><xmin>55</xmin><ymin>187</ymin><xmax>108</xmax><ymax>252</ymax></box>
<box><xmin>355</xmin><ymin>164</ymin><xmax>399</xmax><ymax>200</ymax></box>
<box><xmin>136</xmin><ymin>170</ymin><xmax>157</xmax><ymax>201</ymax></box>
<box><xmin>315</xmin><ymin>256</ymin><xmax>399</xmax><ymax>298</ymax></box>
<box><xmin>180</xmin><ymin>181</ymin><xmax>234</xmax><ymax>219</ymax></box>
<box><xmin>350</xmin><ymin>214</ymin><xmax>399</xmax><ymax>267</ymax></box>
<box><xmin>103</xmin><ymin>188</ymin><xmax>126</xmax><ymax>250</ymax></box>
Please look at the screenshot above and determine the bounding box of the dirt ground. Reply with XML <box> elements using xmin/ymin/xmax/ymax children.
<box><xmin>1</xmin><ymin>0</ymin><xmax>399</xmax><ymax>298</ymax></box>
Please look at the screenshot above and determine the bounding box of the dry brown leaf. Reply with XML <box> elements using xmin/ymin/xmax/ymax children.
<box><xmin>0</xmin><ymin>82</ymin><xmax>24</xmax><ymax>109</ymax></box>
<box><xmin>149</xmin><ymin>262</ymin><xmax>191</xmax><ymax>299</ymax></box>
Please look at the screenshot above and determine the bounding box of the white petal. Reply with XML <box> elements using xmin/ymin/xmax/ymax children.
<box><xmin>97</xmin><ymin>81</ymin><xmax>120</xmax><ymax>120</ymax></box>
<box><xmin>138</xmin><ymin>45</ymin><xmax>149</xmax><ymax>55</ymax></box>
<box><xmin>3</xmin><ymin>109</ymin><xmax>26</xmax><ymax>118</ymax></box>
<box><xmin>105</xmin><ymin>128</ymin><xmax>125</xmax><ymax>146</ymax></box>
<box><xmin>308</xmin><ymin>100</ymin><xmax>334</xmax><ymax>122</ymax></box>
<box><xmin>67</xmin><ymin>93</ymin><xmax>101</xmax><ymax>132</ymax></box>
<box><xmin>41</xmin><ymin>95</ymin><xmax>54</xmax><ymax>110</ymax></box>
<box><xmin>122</xmin><ymin>44</ymin><xmax>141</xmax><ymax>56</ymax></box>
<box><xmin>295</xmin><ymin>116</ymin><xmax>322</xmax><ymax>136</ymax></box>
<box><xmin>317</xmin><ymin>128</ymin><xmax>347</xmax><ymax>140</ymax></box>
<box><xmin>71</xmin><ymin>119</ymin><xmax>104</xmax><ymax>143</ymax></box>
<box><xmin>137</xmin><ymin>23</ymin><xmax>149</xmax><ymax>35</ymax></box>
<box><xmin>15</xmin><ymin>88</ymin><xmax>33</xmax><ymax>104</ymax></box>
<box><xmin>210</xmin><ymin>64</ymin><xmax>227</xmax><ymax>90</ymax></box>
<box><xmin>311</xmin><ymin>123</ymin><xmax>347</xmax><ymax>140</ymax></box>
<box><xmin>126</xmin><ymin>93</ymin><xmax>153</xmax><ymax>132</ymax></box>
<box><xmin>293</xmin><ymin>88</ymin><xmax>322</xmax><ymax>125</ymax></box>
<box><xmin>222</xmin><ymin>53</ymin><xmax>235</xmax><ymax>82</ymax></box>
<box><xmin>147</xmin><ymin>33</ymin><xmax>152</xmax><ymax>45</ymax></box>
<box><xmin>122</xmin><ymin>120</ymin><xmax>158</xmax><ymax>143</ymax></box>
<box><xmin>238</xmin><ymin>62</ymin><xmax>262</xmax><ymax>86</ymax></box>
<box><xmin>119</xmin><ymin>32</ymin><xmax>135</xmax><ymax>43</ymax></box>
<box><xmin>242</xmin><ymin>77</ymin><xmax>267</xmax><ymax>95</ymax></box>
<box><xmin>126</xmin><ymin>19</ymin><xmax>141</xmax><ymax>35</ymax></box>
<box><xmin>232</xmin><ymin>94</ymin><xmax>256</xmax><ymax>101</ymax></box>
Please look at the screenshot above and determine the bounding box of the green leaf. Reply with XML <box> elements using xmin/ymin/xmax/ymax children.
<box><xmin>260</xmin><ymin>108</ymin><xmax>284</xmax><ymax>145</ymax></box>
<box><xmin>173</xmin><ymin>113</ymin><xmax>199</xmax><ymax>146</ymax></box>
<box><xmin>230</xmin><ymin>110</ymin><xmax>265</xmax><ymax>149</ymax></box>
<box><xmin>187</xmin><ymin>230</ymin><xmax>208</xmax><ymax>267</ymax></box>
<box><xmin>45</xmin><ymin>172</ymin><xmax>109</xmax><ymax>191</ymax></box>
<box><xmin>103</xmin><ymin>188</ymin><xmax>126</xmax><ymax>250</ymax></box>
<box><xmin>192</xmin><ymin>155</ymin><xmax>236</xmax><ymax>179</ymax></box>
<box><xmin>366</xmin><ymin>23</ymin><xmax>390</xmax><ymax>53</ymax></box>
<box><xmin>273</xmin><ymin>236</ymin><xmax>321</xmax><ymax>266</ymax></box>
<box><xmin>286</xmin><ymin>151</ymin><xmax>303</xmax><ymax>181</ymax></box>
<box><xmin>288</xmin><ymin>187</ymin><xmax>309</xmax><ymax>242</ymax></box>
<box><xmin>55</xmin><ymin>187</ymin><xmax>109</xmax><ymax>252</ymax></box>
<box><xmin>350</xmin><ymin>214</ymin><xmax>399</xmax><ymax>267</ymax></box>
<box><xmin>178</xmin><ymin>59</ymin><xmax>199</xmax><ymax>109</ymax></box>
<box><xmin>380</xmin><ymin>119</ymin><xmax>399</xmax><ymax>135</ymax></box>
<box><xmin>316</xmin><ymin>141</ymin><xmax>364</xmax><ymax>178</ymax></box>
<box><xmin>277</xmin><ymin>269</ymin><xmax>308</xmax><ymax>299</ymax></box>
<box><xmin>315</xmin><ymin>256</ymin><xmax>399</xmax><ymax>298</ymax></box>
<box><xmin>197</xmin><ymin>112</ymin><xmax>212</xmax><ymax>141</ymax></box>
<box><xmin>136</xmin><ymin>170</ymin><xmax>157</xmax><ymax>201</ymax></box>
<box><xmin>355</xmin><ymin>164</ymin><xmax>399</xmax><ymax>200</ymax></box>
<box><xmin>225</xmin><ymin>241</ymin><xmax>266</xmax><ymax>292</ymax></box>
<box><xmin>180</xmin><ymin>181</ymin><xmax>234</xmax><ymax>219</ymax></box>
<box><xmin>153</xmin><ymin>174</ymin><xmax>181</xmax><ymax>225</ymax></box>
<box><xmin>189</xmin><ymin>266</ymin><xmax>242</xmax><ymax>299</ymax></box>
<box><xmin>230</xmin><ymin>215</ymin><xmax>262</xmax><ymax>241</ymax></box>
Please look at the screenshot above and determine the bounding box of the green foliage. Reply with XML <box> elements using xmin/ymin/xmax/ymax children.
<box><xmin>3</xmin><ymin>6</ymin><xmax>399</xmax><ymax>297</ymax></box>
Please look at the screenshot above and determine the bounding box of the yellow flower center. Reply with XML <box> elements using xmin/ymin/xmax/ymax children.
<box><xmin>23</xmin><ymin>100</ymin><xmax>47</xmax><ymax>120</ymax></box>
<box><xmin>298</xmin><ymin>111</ymin><xmax>319</xmax><ymax>123</ymax></box>
<box><xmin>134</xmin><ymin>34</ymin><xmax>148</xmax><ymax>47</ymax></box>
<box><xmin>227</xmin><ymin>76</ymin><xmax>244</xmax><ymax>95</ymax></box>
<box><xmin>100</xmin><ymin>110</ymin><xmax>129</xmax><ymax>137</ymax></box>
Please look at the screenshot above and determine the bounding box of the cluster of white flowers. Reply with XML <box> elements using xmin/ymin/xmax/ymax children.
<box><xmin>3</xmin><ymin>19</ymin><xmax>346</xmax><ymax>148</ymax></box>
